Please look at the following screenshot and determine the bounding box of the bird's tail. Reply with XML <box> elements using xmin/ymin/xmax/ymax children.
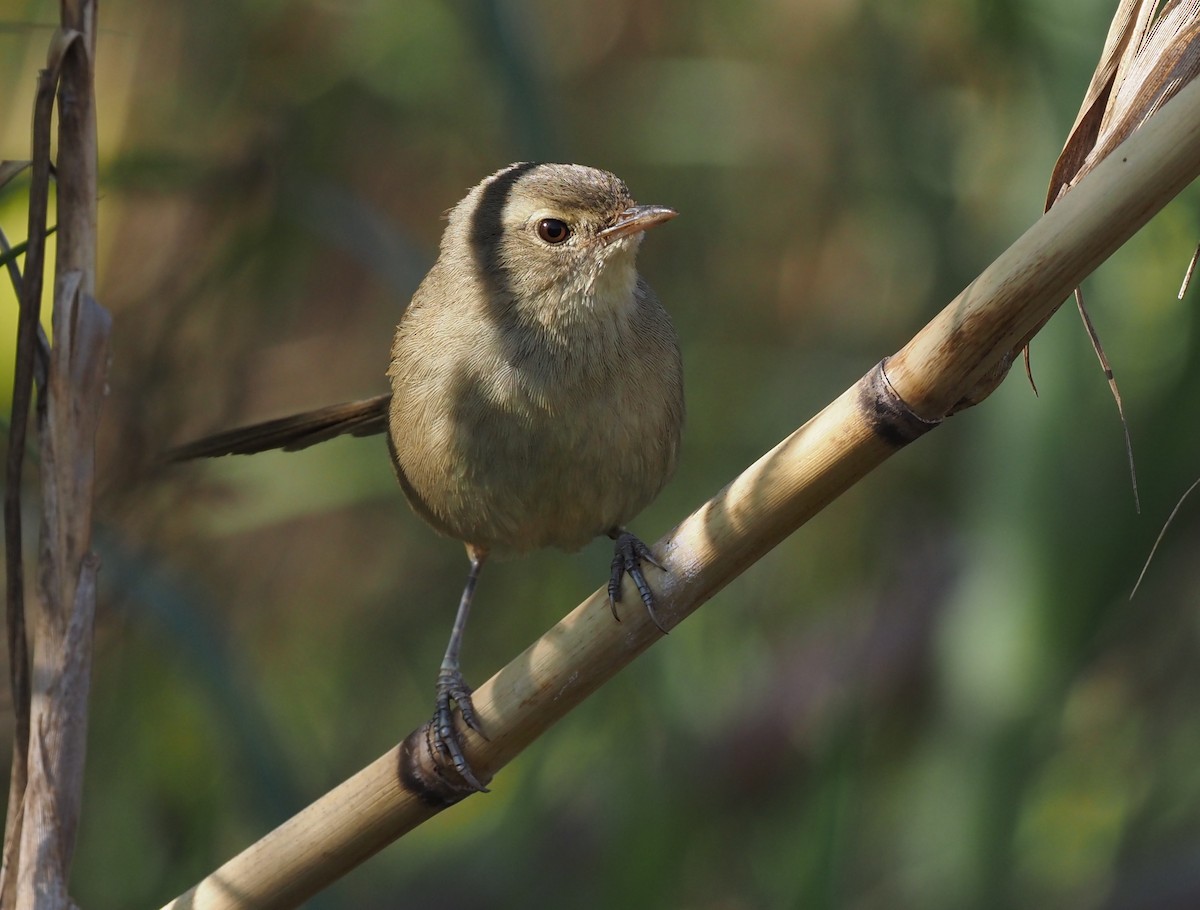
<box><xmin>168</xmin><ymin>393</ymin><xmax>392</xmax><ymax>460</ymax></box>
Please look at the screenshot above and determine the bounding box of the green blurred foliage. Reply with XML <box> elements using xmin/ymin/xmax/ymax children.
<box><xmin>2</xmin><ymin>0</ymin><xmax>1200</xmax><ymax>907</ymax></box>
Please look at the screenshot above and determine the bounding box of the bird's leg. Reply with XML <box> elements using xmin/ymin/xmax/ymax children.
<box><xmin>607</xmin><ymin>528</ymin><xmax>668</xmax><ymax>633</ymax></box>
<box><xmin>433</xmin><ymin>544</ymin><xmax>489</xmax><ymax>791</ymax></box>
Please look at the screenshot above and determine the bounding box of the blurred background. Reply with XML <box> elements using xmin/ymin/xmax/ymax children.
<box><xmin>3</xmin><ymin>0</ymin><xmax>1200</xmax><ymax>907</ymax></box>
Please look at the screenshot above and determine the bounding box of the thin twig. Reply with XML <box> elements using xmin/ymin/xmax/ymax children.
<box><xmin>1178</xmin><ymin>241</ymin><xmax>1200</xmax><ymax>298</ymax></box>
<box><xmin>1073</xmin><ymin>288</ymin><xmax>1140</xmax><ymax>513</ymax></box>
<box><xmin>1130</xmin><ymin>475</ymin><xmax>1200</xmax><ymax>599</ymax></box>
<box><xmin>1021</xmin><ymin>345</ymin><xmax>1040</xmax><ymax>396</ymax></box>
<box><xmin>0</xmin><ymin>228</ymin><xmax>51</xmax><ymax>392</ymax></box>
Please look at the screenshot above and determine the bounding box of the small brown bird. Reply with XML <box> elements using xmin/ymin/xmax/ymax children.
<box><xmin>172</xmin><ymin>163</ymin><xmax>684</xmax><ymax>790</ymax></box>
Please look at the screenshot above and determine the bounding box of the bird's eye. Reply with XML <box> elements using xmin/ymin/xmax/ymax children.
<box><xmin>536</xmin><ymin>218</ymin><xmax>571</xmax><ymax>245</ymax></box>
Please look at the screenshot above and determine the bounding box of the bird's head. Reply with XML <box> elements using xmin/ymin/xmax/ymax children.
<box><xmin>445</xmin><ymin>162</ymin><xmax>676</xmax><ymax>326</ymax></box>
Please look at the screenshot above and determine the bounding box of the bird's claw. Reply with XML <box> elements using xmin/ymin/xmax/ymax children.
<box><xmin>433</xmin><ymin>667</ymin><xmax>489</xmax><ymax>792</ymax></box>
<box><xmin>607</xmin><ymin>531</ymin><xmax>669</xmax><ymax>633</ymax></box>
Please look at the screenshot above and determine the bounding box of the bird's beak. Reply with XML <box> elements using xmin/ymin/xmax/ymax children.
<box><xmin>599</xmin><ymin>204</ymin><xmax>678</xmax><ymax>242</ymax></box>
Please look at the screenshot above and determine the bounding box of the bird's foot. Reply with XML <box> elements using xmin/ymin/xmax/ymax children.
<box><xmin>433</xmin><ymin>666</ymin><xmax>489</xmax><ymax>792</ymax></box>
<box><xmin>607</xmin><ymin>530</ymin><xmax>669</xmax><ymax>633</ymax></box>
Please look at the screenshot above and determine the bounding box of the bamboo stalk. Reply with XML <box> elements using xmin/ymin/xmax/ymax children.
<box><xmin>161</xmin><ymin>69</ymin><xmax>1200</xmax><ymax>910</ymax></box>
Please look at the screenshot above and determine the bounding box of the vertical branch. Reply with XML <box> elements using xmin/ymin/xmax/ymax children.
<box><xmin>5</xmin><ymin>0</ymin><xmax>110</xmax><ymax>907</ymax></box>
<box><xmin>0</xmin><ymin>56</ymin><xmax>64</xmax><ymax>910</ymax></box>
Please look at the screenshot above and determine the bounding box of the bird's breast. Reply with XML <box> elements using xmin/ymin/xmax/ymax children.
<box><xmin>388</xmin><ymin>297</ymin><xmax>682</xmax><ymax>555</ymax></box>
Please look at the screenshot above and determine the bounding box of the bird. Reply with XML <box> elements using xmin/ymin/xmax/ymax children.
<box><xmin>171</xmin><ymin>162</ymin><xmax>684</xmax><ymax>790</ymax></box>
